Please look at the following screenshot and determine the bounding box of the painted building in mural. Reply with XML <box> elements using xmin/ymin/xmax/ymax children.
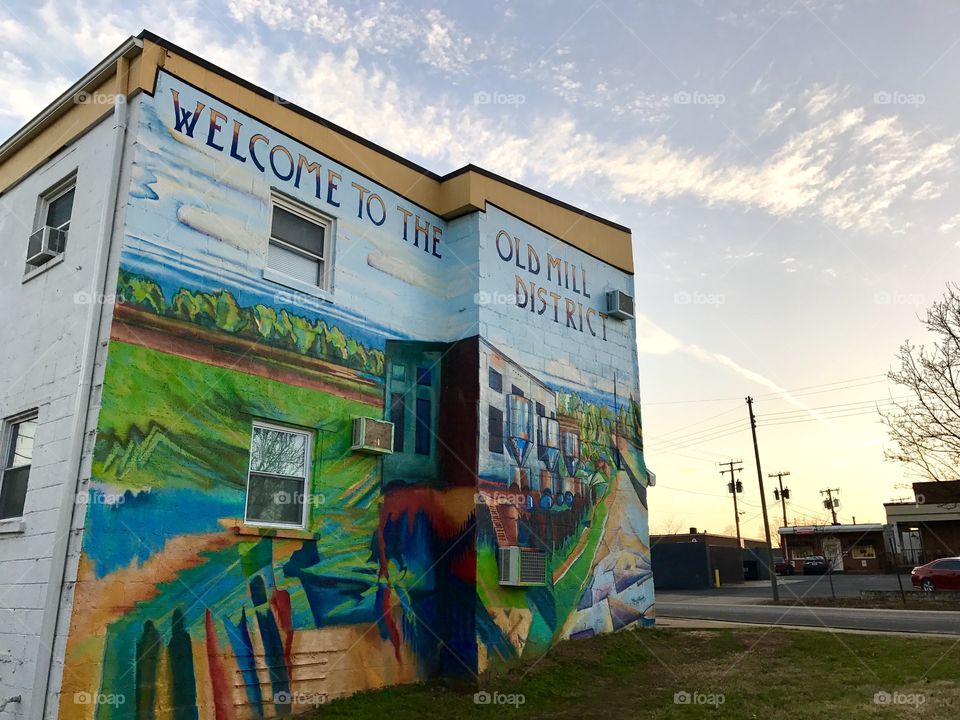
<box><xmin>0</xmin><ymin>31</ymin><xmax>653</xmax><ymax>720</ymax></box>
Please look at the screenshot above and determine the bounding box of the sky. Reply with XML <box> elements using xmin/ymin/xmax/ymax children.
<box><xmin>2</xmin><ymin>0</ymin><xmax>958</xmax><ymax>539</ymax></box>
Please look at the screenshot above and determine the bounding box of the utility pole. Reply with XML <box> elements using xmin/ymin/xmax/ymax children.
<box><xmin>769</xmin><ymin>471</ymin><xmax>790</xmax><ymax>529</ymax></box>
<box><xmin>821</xmin><ymin>488</ymin><xmax>840</xmax><ymax>525</ymax></box>
<box><xmin>719</xmin><ymin>460</ymin><xmax>744</xmax><ymax>547</ymax></box>
<box><xmin>746</xmin><ymin>396</ymin><xmax>779</xmax><ymax>602</ymax></box>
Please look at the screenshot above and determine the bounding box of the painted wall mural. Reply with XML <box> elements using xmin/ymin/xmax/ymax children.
<box><xmin>57</xmin><ymin>70</ymin><xmax>651</xmax><ymax>720</ymax></box>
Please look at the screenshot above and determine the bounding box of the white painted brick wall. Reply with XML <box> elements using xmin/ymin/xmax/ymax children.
<box><xmin>0</xmin><ymin>107</ymin><xmax>130</xmax><ymax>720</ymax></box>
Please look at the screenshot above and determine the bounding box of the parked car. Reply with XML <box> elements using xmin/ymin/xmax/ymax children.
<box><xmin>775</xmin><ymin>559</ymin><xmax>796</xmax><ymax>576</ymax></box>
<box><xmin>802</xmin><ymin>555</ymin><xmax>830</xmax><ymax>575</ymax></box>
<box><xmin>911</xmin><ymin>557</ymin><xmax>960</xmax><ymax>592</ymax></box>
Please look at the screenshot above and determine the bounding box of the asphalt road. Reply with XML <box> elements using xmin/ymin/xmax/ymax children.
<box><xmin>656</xmin><ymin>601</ymin><xmax>960</xmax><ymax>634</ymax></box>
<box><xmin>656</xmin><ymin>574</ymin><xmax>960</xmax><ymax>634</ymax></box>
<box><xmin>660</xmin><ymin>573</ymin><xmax>915</xmax><ymax>600</ymax></box>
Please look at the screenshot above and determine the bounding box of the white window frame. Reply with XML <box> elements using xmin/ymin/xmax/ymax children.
<box><xmin>37</xmin><ymin>177</ymin><xmax>76</xmax><ymax>233</ymax></box>
<box><xmin>0</xmin><ymin>409</ymin><xmax>39</xmax><ymax>526</ymax></box>
<box><xmin>23</xmin><ymin>174</ymin><xmax>76</xmax><ymax>280</ymax></box>
<box><xmin>263</xmin><ymin>192</ymin><xmax>335</xmax><ymax>301</ymax></box>
<box><xmin>243</xmin><ymin>420</ymin><xmax>313</xmax><ymax>530</ymax></box>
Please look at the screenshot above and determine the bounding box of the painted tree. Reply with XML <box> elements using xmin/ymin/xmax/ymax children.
<box><xmin>882</xmin><ymin>283</ymin><xmax>960</xmax><ymax>494</ymax></box>
<box><xmin>117</xmin><ymin>271</ymin><xmax>166</xmax><ymax>314</ymax></box>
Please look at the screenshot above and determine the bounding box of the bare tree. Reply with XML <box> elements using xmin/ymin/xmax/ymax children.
<box><xmin>883</xmin><ymin>284</ymin><xmax>960</xmax><ymax>491</ymax></box>
<box><xmin>651</xmin><ymin>515</ymin><xmax>685</xmax><ymax>536</ymax></box>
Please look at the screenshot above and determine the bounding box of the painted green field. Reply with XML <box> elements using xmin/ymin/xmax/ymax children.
<box><xmin>94</xmin><ymin>339</ymin><xmax>381</xmax><ymax>512</ymax></box>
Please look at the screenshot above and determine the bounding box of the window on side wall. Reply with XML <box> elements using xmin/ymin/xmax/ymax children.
<box><xmin>26</xmin><ymin>176</ymin><xmax>75</xmax><ymax>271</ymax></box>
<box><xmin>0</xmin><ymin>413</ymin><xmax>38</xmax><ymax>520</ymax></box>
<box><xmin>266</xmin><ymin>193</ymin><xmax>332</xmax><ymax>293</ymax></box>
<box><xmin>244</xmin><ymin>421</ymin><xmax>313</xmax><ymax>528</ymax></box>
<box><xmin>488</xmin><ymin>406</ymin><xmax>504</xmax><ymax>454</ymax></box>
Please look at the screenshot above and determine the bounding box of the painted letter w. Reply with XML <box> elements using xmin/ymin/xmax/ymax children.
<box><xmin>170</xmin><ymin>89</ymin><xmax>205</xmax><ymax>137</ymax></box>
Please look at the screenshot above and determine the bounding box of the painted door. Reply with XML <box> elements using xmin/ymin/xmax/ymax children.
<box><xmin>382</xmin><ymin>341</ymin><xmax>444</xmax><ymax>485</ymax></box>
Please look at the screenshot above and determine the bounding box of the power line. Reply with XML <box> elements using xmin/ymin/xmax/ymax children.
<box><xmin>642</xmin><ymin>373</ymin><xmax>889</xmax><ymax>406</ymax></box>
<box><xmin>760</xmin><ymin>408</ymin><xmax>895</xmax><ymax>427</ymax></box>
<box><xmin>646</xmin><ymin>417</ymin><xmax>744</xmax><ymax>448</ymax></box>
<box><xmin>652</xmin><ymin>404</ymin><xmax>743</xmax><ymax>441</ymax></box>
<box><xmin>647</xmin><ymin>382</ymin><xmax>901</xmax><ymax>447</ymax></box>
<box><xmin>648</xmin><ymin>425</ymin><xmax>745</xmax><ymax>452</ymax></box>
<box><xmin>758</xmin><ymin>396</ymin><xmax>911</xmax><ymax>419</ymax></box>
<box><xmin>755</xmin><ymin>375</ymin><xmax>888</xmax><ymax>399</ymax></box>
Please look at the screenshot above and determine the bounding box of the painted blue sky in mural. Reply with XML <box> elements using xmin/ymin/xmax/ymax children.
<box><xmin>3</xmin><ymin>0</ymin><xmax>958</xmax><ymax>532</ymax></box>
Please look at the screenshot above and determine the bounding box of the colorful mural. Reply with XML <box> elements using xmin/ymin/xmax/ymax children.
<box><xmin>57</xmin><ymin>69</ymin><xmax>651</xmax><ymax>720</ymax></box>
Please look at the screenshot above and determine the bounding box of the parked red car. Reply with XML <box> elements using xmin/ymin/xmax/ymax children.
<box><xmin>911</xmin><ymin>557</ymin><xmax>960</xmax><ymax>592</ymax></box>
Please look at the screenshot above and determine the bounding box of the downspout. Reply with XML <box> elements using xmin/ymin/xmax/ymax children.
<box><xmin>30</xmin><ymin>52</ymin><xmax>134</xmax><ymax>720</ymax></box>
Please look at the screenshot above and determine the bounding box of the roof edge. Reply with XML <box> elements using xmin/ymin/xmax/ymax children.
<box><xmin>136</xmin><ymin>30</ymin><xmax>631</xmax><ymax>239</ymax></box>
<box><xmin>0</xmin><ymin>37</ymin><xmax>143</xmax><ymax>165</ymax></box>
<box><xmin>1</xmin><ymin>30</ymin><xmax>633</xmax><ymax>272</ymax></box>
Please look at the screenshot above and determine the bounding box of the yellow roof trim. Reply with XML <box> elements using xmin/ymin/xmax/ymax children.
<box><xmin>0</xmin><ymin>32</ymin><xmax>633</xmax><ymax>273</ymax></box>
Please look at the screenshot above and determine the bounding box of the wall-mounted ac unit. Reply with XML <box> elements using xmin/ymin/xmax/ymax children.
<box><xmin>606</xmin><ymin>290</ymin><xmax>634</xmax><ymax>320</ymax></box>
<box><xmin>26</xmin><ymin>226</ymin><xmax>67</xmax><ymax>265</ymax></box>
<box><xmin>351</xmin><ymin>417</ymin><xmax>394</xmax><ymax>454</ymax></box>
<box><xmin>498</xmin><ymin>546</ymin><xmax>546</xmax><ymax>586</ymax></box>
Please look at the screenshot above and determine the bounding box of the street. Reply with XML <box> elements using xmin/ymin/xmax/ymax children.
<box><xmin>657</xmin><ymin>574</ymin><xmax>960</xmax><ymax>634</ymax></box>
<box><xmin>660</xmin><ymin>573</ymin><xmax>915</xmax><ymax>601</ymax></box>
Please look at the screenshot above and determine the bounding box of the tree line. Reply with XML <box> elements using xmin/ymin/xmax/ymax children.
<box><xmin>116</xmin><ymin>270</ymin><xmax>385</xmax><ymax>376</ymax></box>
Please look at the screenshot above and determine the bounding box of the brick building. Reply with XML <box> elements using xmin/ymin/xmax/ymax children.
<box><xmin>779</xmin><ymin>524</ymin><xmax>889</xmax><ymax>573</ymax></box>
<box><xmin>885</xmin><ymin>481</ymin><xmax>960</xmax><ymax>566</ymax></box>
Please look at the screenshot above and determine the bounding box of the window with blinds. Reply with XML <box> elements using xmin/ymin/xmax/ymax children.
<box><xmin>267</xmin><ymin>195</ymin><xmax>332</xmax><ymax>291</ymax></box>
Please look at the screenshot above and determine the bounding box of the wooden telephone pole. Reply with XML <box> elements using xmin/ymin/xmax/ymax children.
<box><xmin>719</xmin><ymin>460</ymin><xmax>744</xmax><ymax>547</ymax></box>
<box><xmin>821</xmin><ymin>488</ymin><xmax>840</xmax><ymax>525</ymax></box>
<box><xmin>769</xmin><ymin>471</ymin><xmax>791</xmax><ymax>529</ymax></box>
<box><xmin>746</xmin><ymin>396</ymin><xmax>779</xmax><ymax>602</ymax></box>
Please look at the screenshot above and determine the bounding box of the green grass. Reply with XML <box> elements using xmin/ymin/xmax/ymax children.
<box><xmin>305</xmin><ymin>627</ymin><xmax>960</xmax><ymax>719</ymax></box>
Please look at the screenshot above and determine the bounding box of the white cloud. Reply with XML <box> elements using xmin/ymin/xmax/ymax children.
<box><xmin>0</xmin><ymin>50</ymin><xmax>69</xmax><ymax>120</ymax></box>
<box><xmin>636</xmin><ymin>312</ymin><xmax>831</xmax><ymax>421</ymax></box>
<box><xmin>939</xmin><ymin>213</ymin><xmax>960</xmax><ymax>233</ymax></box>
<box><xmin>1</xmin><ymin>2</ymin><xmax>954</xmax><ymax>238</ymax></box>
<box><xmin>226</xmin><ymin>0</ymin><xmax>475</xmax><ymax>73</ymax></box>
<box><xmin>913</xmin><ymin>180</ymin><xmax>945</xmax><ymax>200</ymax></box>
<box><xmin>757</xmin><ymin>100</ymin><xmax>796</xmax><ymax>135</ymax></box>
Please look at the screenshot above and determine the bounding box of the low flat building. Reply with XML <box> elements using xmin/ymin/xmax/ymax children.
<box><xmin>651</xmin><ymin>530</ymin><xmax>770</xmax><ymax>588</ymax></box>
<box><xmin>779</xmin><ymin>524</ymin><xmax>888</xmax><ymax>573</ymax></box>
<box><xmin>885</xmin><ymin>481</ymin><xmax>960</xmax><ymax>566</ymax></box>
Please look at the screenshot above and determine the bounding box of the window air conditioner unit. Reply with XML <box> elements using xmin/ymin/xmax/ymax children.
<box><xmin>498</xmin><ymin>546</ymin><xmax>546</xmax><ymax>586</ymax></box>
<box><xmin>351</xmin><ymin>417</ymin><xmax>394</xmax><ymax>454</ymax></box>
<box><xmin>606</xmin><ymin>290</ymin><xmax>634</xmax><ymax>320</ymax></box>
<box><xmin>27</xmin><ymin>226</ymin><xmax>67</xmax><ymax>265</ymax></box>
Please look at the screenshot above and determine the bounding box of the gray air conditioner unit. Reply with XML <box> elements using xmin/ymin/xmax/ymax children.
<box><xmin>498</xmin><ymin>546</ymin><xmax>547</xmax><ymax>586</ymax></box>
<box><xmin>26</xmin><ymin>226</ymin><xmax>67</xmax><ymax>265</ymax></box>
<box><xmin>606</xmin><ymin>289</ymin><xmax>635</xmax><ymax>320</ymax></box>
<box><xmin>351</xmin><ymin>417</ymin><xmax>395</xmax><ymax>454</ymax></box>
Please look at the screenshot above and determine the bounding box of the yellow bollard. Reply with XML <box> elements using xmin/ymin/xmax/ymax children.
<box><xmin>714</xmin><ymin>569</ymin><xmax>721</xmax><ymax>588</ymax></box>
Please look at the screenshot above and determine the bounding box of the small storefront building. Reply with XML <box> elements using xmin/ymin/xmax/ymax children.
<box><xmin>779</xmin><ymin>524</ymin><xmax>889</xmax><ymax>573</ymax></box>
<box><xmin>884</xmin><ymin>481</ymin><xmax>960</xmax><ymax>566</ymax></box>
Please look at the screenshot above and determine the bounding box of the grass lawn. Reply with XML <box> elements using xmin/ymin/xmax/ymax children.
<box><xmin>306</xmin><ymin>627</ymin><xmax>960</xmax><ymax>719</ymax></box>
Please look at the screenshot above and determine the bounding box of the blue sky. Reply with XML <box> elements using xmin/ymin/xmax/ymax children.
<box><xmin>3</xmin><ymin>0</ymin><xmax>958</xmax><ymax>536</ymax></box>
